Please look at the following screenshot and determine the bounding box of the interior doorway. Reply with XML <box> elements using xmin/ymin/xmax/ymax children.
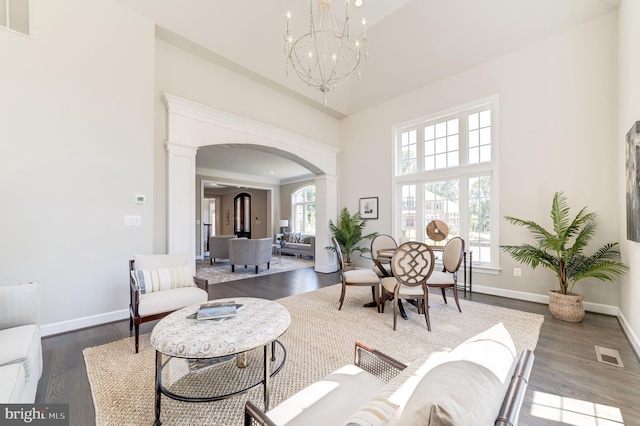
<box><xmin>164</xmin><ymin>93</ymin><xmax>340</xmax><ymax>273</ymax></box>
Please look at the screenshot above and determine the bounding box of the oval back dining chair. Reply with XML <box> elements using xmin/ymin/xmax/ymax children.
<box><xmin>427</xmin><ymin>237</ymin><xmax>464</xmax><ymax>314</ymax></box>
<box><xmin>380</xmin><ymin>242</ymin><xmax>435</xmax><ymax>331</ymax></box>
<box><xmin>332</xmin><ymin>237</ymin><xmax>381</xmax><ymax>311</ymax></box>
<box><xmin>370</xmin><ymin>234</ymin><xmax>397</xmax><ymax>278</ymax></box>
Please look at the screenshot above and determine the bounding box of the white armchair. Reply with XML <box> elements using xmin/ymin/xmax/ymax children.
<box><xmin>129</xmin><ymin>253</ymin><xmax>209</xmax><ymax>353</ymax></box>
<box><xmin>0</xmin><ymin>282</ymin><xmax>42</xmax><ymax>403</ymax></box>
<box><xmin>228</xmin><ymin>238</ymin><xmax>273</xmax><ymax>274</ymax></box>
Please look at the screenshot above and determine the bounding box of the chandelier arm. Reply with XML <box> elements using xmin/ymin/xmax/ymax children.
<box><xmin>284</xmin><ymin>0</ymin><xmax>367</xmax><ymax>101</ymax></box>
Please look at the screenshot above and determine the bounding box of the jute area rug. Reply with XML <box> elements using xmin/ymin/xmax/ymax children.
<box><xmin>195</xmin><ymin>256</ymin><xmax>314</xmax><ymax>285</ymax></box>
<box><xmin>84</xmin><ymin>285</ymin><xmax>544</xmax><ymax>425</ymax></box>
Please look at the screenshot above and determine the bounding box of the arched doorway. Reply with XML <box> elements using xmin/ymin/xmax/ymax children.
<box><xmin>162</xmin><ymin>93</ymin><xmax>340</xmax><ymax>273</ymax></box>
<box><xmin>234</xmin><ymin>192</ymin><xmax>251</xmax><ymax>239</ymax></box>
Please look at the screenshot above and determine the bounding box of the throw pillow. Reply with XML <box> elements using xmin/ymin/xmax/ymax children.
<box><xmin>398</xmin><ymin>323</ymin><xmax>517</xmax><ymax>426</ymax></box>
<box><xmin>131</xmin><ymin>265</ymin><xmax>195</xmax><ymax>294</ymax></box>
<box><xmin>284</xmin><ymin>233</ymin><xmax>303</xmax><ymax>243</ymax></box>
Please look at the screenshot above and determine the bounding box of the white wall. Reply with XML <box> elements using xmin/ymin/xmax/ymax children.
<box><xmin>341</xmin><ymin>13</ymin><xmax>620</xmax><ymax>308</ymax></box>
<box><xmin>617</xmin><ymin>0</ymin><xmax>640</xmax><ymax>353</ymax></box>
<box><xmin>0</xmin><ymin>0</ymin><xmax>155</xmax><ymax>332</ymax></box>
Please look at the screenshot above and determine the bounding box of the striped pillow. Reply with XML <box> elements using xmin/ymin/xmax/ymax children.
<box><xmin>131</xmin><ymin>266</ymin><xmax>195</xmax><ymax>294</ymax></box>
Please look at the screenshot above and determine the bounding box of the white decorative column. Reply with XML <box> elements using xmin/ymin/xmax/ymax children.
<box><xmin>166</xmin><ymin>142</ymin><xmax>197</xmax><ymax>271</ymax></box>
<box><xmin>314</xmin><ymin>174</ymin><xmax>338</xmax><ymax>273</ymax></box>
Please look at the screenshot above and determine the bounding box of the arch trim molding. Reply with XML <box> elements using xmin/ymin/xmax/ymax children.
<box><xmin>162</xmin><ymin>93</ymin><xmax>339</xmax><ymax>273</ymax></box>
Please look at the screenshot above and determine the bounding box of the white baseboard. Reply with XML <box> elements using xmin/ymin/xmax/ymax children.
<box><xmin>41</xmin><ymin>309</ymin><xmax>129</xmax><ymax>337</ymax></box>
<box><xmin>315</xmin><ymin>265</ymin><xmax>339</xmax><ymax>274</ymax></box>
<box><xmin>39</xmin><ymin>285</ymin><xmax>626</xmax><ymax>338</ymax></box>
<box><xmin>471</xmin><ymin>285</ymin><xmax>619</xmax><ymax>316</ymax></box>
<box><xmin>617</xmin><ymin>309</ymin><xmax>640</xmax><ymax>358</ymax></box>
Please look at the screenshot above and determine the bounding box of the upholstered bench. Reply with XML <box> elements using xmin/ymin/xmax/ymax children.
<box><xmin>245</xmin><ymin>323</ymin><xmax>534</xmax><ymax>426</ymax></box>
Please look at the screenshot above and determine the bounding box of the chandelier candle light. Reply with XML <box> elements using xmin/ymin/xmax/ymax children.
<box><xmin>285</xmin><ymin>0</ymin><xmax>368</xmax><ymax>106</ymax></box>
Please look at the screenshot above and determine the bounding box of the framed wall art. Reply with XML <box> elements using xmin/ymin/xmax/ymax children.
<box><xmin>359</xmin><ymin>197</ymin><xmax>379</xmax><ymax>219</ymax></box>
<box><xmin>626</xmin><ymin>121</ymin><xmax>640</xmax><ymax>242</ymax></box>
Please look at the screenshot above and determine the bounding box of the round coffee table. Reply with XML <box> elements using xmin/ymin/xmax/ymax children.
<box><xmin>150</xmin><ymin>297</ymin><xmax>291</xmax><ymax>426</ymax></box>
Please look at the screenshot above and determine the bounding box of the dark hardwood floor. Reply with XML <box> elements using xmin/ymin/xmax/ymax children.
<box><xmin>36</xmin><ymin>266</ymin><xmax>640</xmax><ymax>426</ymax></box>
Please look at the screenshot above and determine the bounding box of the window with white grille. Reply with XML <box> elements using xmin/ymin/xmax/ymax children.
<box><xmin>1</xmin><ymin>0</ymin><xmax>30</xmax><ymax>36</ymax></box>
<box><xmin>393</xmin><ymin>97</ymin><xmax>499</xmax><ymax>269</ymax></box>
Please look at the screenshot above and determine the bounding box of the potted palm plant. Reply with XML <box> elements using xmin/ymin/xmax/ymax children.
<box><xmin>501</xmin><ymin>192</ymin><xmax>628</xmax><ymax>322</ymax></box>
<box><xmin>327</xmin><ymin>207</ymin><xmax>377</xmax><ymax>270</ymax></box>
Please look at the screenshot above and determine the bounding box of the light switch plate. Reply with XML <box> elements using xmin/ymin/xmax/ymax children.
<box><xmin>125</xmin><ymin>215</ymin><xmax>141</xmax><ymax>226</ymax></box>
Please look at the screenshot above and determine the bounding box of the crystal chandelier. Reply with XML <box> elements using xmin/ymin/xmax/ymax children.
<box><xmin>285</xmin><ymin>0</ymin><xmax>368</xmax><ymax>106</ymax></box>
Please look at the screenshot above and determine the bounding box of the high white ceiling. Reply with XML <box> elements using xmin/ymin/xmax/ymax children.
<box><xmin>114</xmin><ymin>0</ymin><xmax>620</xmax><ymax>181</ymax></box>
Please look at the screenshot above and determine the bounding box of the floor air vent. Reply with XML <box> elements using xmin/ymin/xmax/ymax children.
<box><xmin>595</xmin><ymin>345</ymin><xmax>624</xmax><ymax>367</ymax></box>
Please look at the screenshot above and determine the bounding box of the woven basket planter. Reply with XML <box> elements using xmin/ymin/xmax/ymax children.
<box><xmin>343</xmin><ymin>262</ymin><xmax>356</xmax><ymax>271</ymax></box>
<box><xmin>548</xmin><ymin>290</ymin><xmax>585</xmax><ymax>322</ymax></box>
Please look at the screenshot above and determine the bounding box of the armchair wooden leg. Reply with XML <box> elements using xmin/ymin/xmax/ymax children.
<box><xmin>440</xmin><ymin>287</ymin><xmax>448</xmax><ymax>304</ymax></box>
<box><xmin>135</xmin><ymin>323</ymin><xmax>140</xmax><ymax>353</ymax></box>
<box><xmin>453</xmin><ymin>285</ymin><xmax>462</xmax><ymax>313</ymax></box>
<box><xmin>392</xmin><ymin>298</ymin><xmax>398</xmax><ymax>331</ymax></box>
<box><xmin>338</xmin><ymin>283</ymin><xmax>346</xmax><ymax>310</ymax></box>
<box><xmin>422</xmin><ymin>296</ymin><xmax>431</xmax><ymax>331</ymax></box>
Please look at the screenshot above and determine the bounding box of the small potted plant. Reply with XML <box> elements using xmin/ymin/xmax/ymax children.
<box><xmin>327</xmin><ymin>207</ymin><xmax>377</xmax><ymax>270</ymax></box>
<box><xmin>501</xmin><ymin>192</ymin><xmax>628</xmax><ymax>322</ymax></box>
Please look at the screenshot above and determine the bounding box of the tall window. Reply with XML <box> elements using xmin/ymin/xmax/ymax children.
<box><xmin>292</xmin><ymin>185</ymin><xmax>316</xmax><ymax>235</ymax></box>
<box><xmin>393</xmin><ymin>97</ymin><xmax>498</xmax><ymax>268</ymax></box>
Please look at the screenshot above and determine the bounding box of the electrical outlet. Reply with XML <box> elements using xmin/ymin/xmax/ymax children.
<box><xmin>125</xmin><ymin>215</ymin><xmax>141</xmax><ymax>226</ymax></box>
<box><xmin>514</xmin><ymin>267</ymin><xmax>522</xmax><ymax>277</ymax></box>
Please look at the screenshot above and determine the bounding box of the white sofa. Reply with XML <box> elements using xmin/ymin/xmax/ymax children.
<box><xmin>228</xmin><ymin>237</ymin><xmax>273</xmax><ymax>273</ymax></box>
<box><xmin>245</xmin><ymin>323</ymin><xmax>534</xmax><ymax>426</ymax></box>
<box><xmin>0</xmin><ymin>282</ymin><xmax>42</xmax><ymax>403</ymax></box>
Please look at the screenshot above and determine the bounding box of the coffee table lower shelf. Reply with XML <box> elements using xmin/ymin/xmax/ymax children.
<box><xmin>154</xmin><ymin>340</ymin><xmax>286</xmax><ymax>426</ymax></box>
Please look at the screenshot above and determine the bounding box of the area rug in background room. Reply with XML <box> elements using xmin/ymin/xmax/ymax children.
<box><xmin>196</xmin><ymin>255</ymin><xmax>314</xmax><ymax>284</ymax></box>
<box><xmin>84</xmin><ymin>284</ymin><xmax>544</xmax><ymax>425</ymax></box>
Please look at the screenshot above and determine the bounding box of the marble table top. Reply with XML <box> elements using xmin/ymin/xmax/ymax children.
<box><xmin>150</xmin><ymin>297</ymin><xmax>291</xmax><ymax>358</ymax></box>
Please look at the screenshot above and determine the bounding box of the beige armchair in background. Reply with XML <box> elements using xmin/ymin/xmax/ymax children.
<box><xmin>208</xmin><ymin>234</ymin><xmax>237</xmax><ymax>264</ymax></box>
<box><xmin>228</xmin><ymin>238</ymin><xmax>273</xmax><ymax>274</ymax></box>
